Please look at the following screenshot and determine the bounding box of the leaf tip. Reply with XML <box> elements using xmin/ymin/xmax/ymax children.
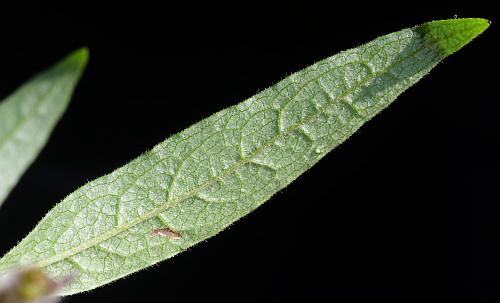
<box><xmin>54</xmin><ymin>47</ymin><xmax>90</xmax><ymax>74</ymax></box>
<box><xmin>68</xmin><ymin>47</ymin><xmax>90</xmax><ymax>70</ymax></box>
<box><xmin>417</xmin><ymin>18</ymin><xmax>490</xmax><ymax>57</ymax></box>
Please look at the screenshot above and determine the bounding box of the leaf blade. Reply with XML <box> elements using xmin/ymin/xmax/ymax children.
<box><xmin>0</xmin><ymin>19</ymin><xmax>488</xmax><ymax>295</ymax></box>
<box><xmin>0</xmin><ymin>48</ymin><xmax>89</xmax><ymax>206</ymax></box>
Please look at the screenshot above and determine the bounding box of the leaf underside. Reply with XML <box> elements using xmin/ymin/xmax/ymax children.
<box><xmin>0</xmin><ymin>19</ymin><xmax>489</xmax><ymax>295</ymax></box>
<box><xmin>0</xmin><ymin>48</ymin><xmax>88</xmax><ymax>207</ymax></box>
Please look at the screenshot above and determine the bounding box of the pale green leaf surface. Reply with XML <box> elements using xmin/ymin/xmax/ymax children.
<box><xmin>0</xmin><ymin>19</ymin><xmax>489</xmax><ymax>295</ymax></box>
<box><xmin>0</xmin><ymin>48</ymin><xmax>89</xmax><ymax>206</ymax></box>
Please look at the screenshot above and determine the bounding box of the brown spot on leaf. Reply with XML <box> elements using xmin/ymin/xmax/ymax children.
<box><xmin>150</xmin><ymin>228</ymin><xmax>181</xmax><ymax>240</ymax></box>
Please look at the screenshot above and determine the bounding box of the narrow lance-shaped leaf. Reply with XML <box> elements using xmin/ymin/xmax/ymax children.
<box><xmin>0</xmin><ymin>48</ymin><xmax>89</xmax><ymax>207</ymax></box>
<box><xmin>0</xmin><ymin>19</ymin><xmax>489</xmax><ymax>295</ymax></box>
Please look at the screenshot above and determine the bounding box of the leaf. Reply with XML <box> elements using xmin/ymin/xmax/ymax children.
<box><xmin>0</xmin><ymin>19</ymin><xmax>489</xmax><ymax>295</ymax></box>
<box><xmin>0</xmin><ymin>48</ymin><xmax>89</xmax><ymax>207</ymax></box>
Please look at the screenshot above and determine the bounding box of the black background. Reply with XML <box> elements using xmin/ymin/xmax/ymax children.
<box><xmin>0</xmin><ymin>2</ymin><xmax>498</xmax><ymax>302</ymax></box>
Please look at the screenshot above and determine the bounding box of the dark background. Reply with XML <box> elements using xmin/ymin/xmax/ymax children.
<box><xmin>0</xmin><ymin>2</ymin><xmax>498</xmax><ymax>302</ymax></box>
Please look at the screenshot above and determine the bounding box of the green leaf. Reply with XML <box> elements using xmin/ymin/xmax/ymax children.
<box><xmin>0</xmin><ymin>18</ymin><xmax>488</xmax><ymax>295</ymax></box>
<box><xmin>0</xmin><ymin>48</ymin><xmax>89</xmax><ymax>207</ymax></box>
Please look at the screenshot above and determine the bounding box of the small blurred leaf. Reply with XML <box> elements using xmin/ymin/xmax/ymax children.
<box><xmin>0</xmin><ymin>48</ymin><xmax>88</xmax><ymax>207</ymax></box>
